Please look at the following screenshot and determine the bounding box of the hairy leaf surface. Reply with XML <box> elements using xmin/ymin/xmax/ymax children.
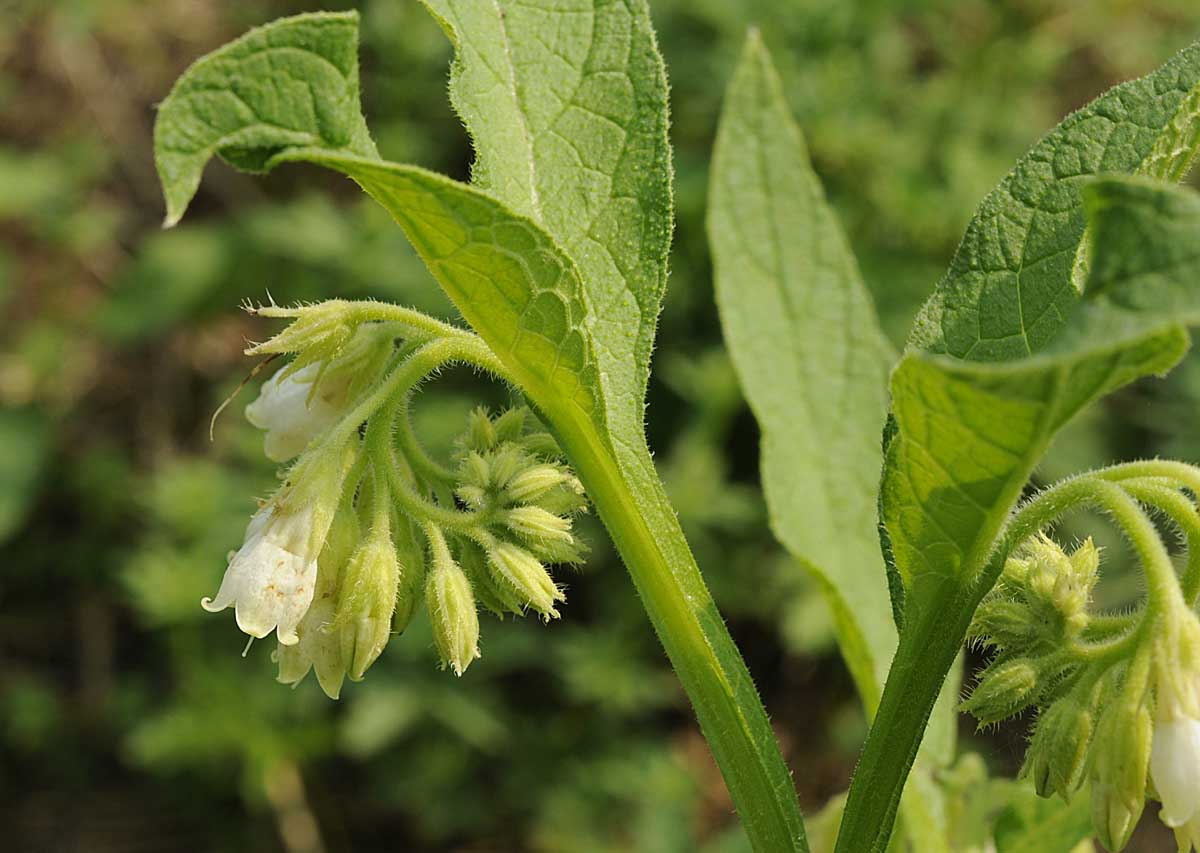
<box><xmin>908</xmin><ymin>40</ymin><xmax>1200</xmax><ymax>361</ymax></box>
<box><xmin>423</xmin><ymin>0</ymin><xmax>672</xmax><ymax>432</ymax></box>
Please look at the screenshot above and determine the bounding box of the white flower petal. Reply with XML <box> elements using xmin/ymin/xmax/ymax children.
<box><xmin>1152</xmin><ymin>716</ymin><xmax>1200</xmax><ymax>826</ymax></box>
<box><xmin>201</xmin><ymin>506</ymin><xmax>320</xmax><ymax>645</ymax></box>
<box><xmin>246</xmin><ymin>364</ymin><xmax>348</xmax><ymax>462</ymax></box>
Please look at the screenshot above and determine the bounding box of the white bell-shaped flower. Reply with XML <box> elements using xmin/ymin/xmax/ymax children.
<box><xmin>246</xmin><ymin>363</ymin><xmax>350</xmax><ymax>462</ymax></box>
<box><xmin>202</xmin><ymin>505</ymin><xmax>320</xmax><ymax>645</ymax></box>
<box><xmin>1151</xmin><ymin>692</ymin><xmax>1200</xmax><ymax>827</ymax></box>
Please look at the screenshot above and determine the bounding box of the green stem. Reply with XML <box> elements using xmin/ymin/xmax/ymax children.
<box><xmin>1118</xmin><ymin>479</ymin><xmax>1200</xmax><ymax>602</ymax></box>
<box><xmin>553</xmin><ymin>413</ymin><xmax>807</xmax><ymax>853</ymax></box>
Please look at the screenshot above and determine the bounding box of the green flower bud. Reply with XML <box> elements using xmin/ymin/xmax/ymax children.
<box><xmin>426</xmin><ymin>551</ymin><xmax>480</xmax><ymax>676</ymax></box>
<box><xmin>506</xmin><ymin>464</ymin><xmax>571</xmax><ymax>503</ymax></box>
<box><xmin>335</xmin><ymin>529</ymin><xmax>400</xmax><ymax>681</ymax></box>
<box><xmin>487</xmin><ymin>541</ymin><xmax>563</xmax><ymax>619</ymax></box>
<box><xmin>505</xmin><ymin>506</ymin><xmax>574</xmax><ymax>543</ymax></box>
<box><xmin>960</xmin><ymin>658</ymin><xmax>1040</xmax><ymax>725</ymax></box>
<box><xmin>492</xmin><ymin>407</ymin><xmax>527</xmax><ymax>442</ymax></box>
<box><xmin>246</xmin><ymin>299</ymin><xmax>360</xmax><ymax>360</ymax></box>
<box><xmin>465</xmin><ymin>406</ymin><xmax>497</xmax><ymax>451</ymax></box>
<box><xmin>1090</xmin><ymin>698</ymin><xmax>1152</xmax><ymax>852</ymax></box>
<box><xmin>460</xmin><ymin>541</ymin><xmax>526</xmax><ymax>617</ymax></box>
<box><xmin>1023</xmin><ymin>695</ymin><xmax>1093</xmax><ymax>799</ymax></box>
<box><xmin>969</xmin><ymin>597</ymin><xmax>1037</xmax><ymax>649</ymax></box>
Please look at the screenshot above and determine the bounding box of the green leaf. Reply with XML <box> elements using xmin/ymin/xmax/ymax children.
<box><xmin>908</xmin><ymin>40</ymin><xmax>1200</xmax><ymax>361</ymax></box>
<box><xmin>153</xmin><ymin>11</ymin><xmax>377</xmax><ymax>227</ymax></box>
<box><xmin>709</xmin><ymin>34</ymin><xmax>959</xmax><ymax>853</ymax></box>
<box><xmin>154</xmin><ymin>9</ymin><xmax>807</xmax><ymax>851</ymax></box>
<box><xmin>708</xmin><ymin>31</ymin><xmax>896</xmax><ymax>709</ymax></box>
<box><xmin>422</xmin><ymin>0</ymin><xmax>672</xmax><ymax>420</ymax></box>
<box><xmin>838</xmin><ymin>177</ymin><xmax>1200</xmax><ymax>852</ymax></box>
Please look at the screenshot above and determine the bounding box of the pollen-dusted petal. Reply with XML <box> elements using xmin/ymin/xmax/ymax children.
<box><xmin>202</xmin><ymin>506</ymin><xmax>321</xmax><ymax>645</ymax></box>
<box><xmin>1151</xmin><ymin>716</ymin><xmax>1200</xmax><ymax>827</ymax></box>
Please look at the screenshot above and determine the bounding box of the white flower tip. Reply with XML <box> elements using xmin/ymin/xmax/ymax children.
<box><xmin>200</xmin><ymin>596</ymin><xmax>226</xmax><ymax>613</ymax></box>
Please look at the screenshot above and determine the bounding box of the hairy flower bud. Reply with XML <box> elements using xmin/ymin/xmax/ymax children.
<box><xmin>1023</xmin><ymin>695</ymin><xmax>1093</xmax><ymax>799</ymax></box>
<box><xmin>506</xmin><ymin>464</ymin><xmax>570</xmax><ymax>503</ymax></box>
<box><xmin>426</xmin><ymin>552</ymin><xmax>480</xmax><ymax>676</ymax></box>
<box><xmin>1090</xmin><ymin>697</ymin><xmax>1152</xmax><ymax>852</ymax></box>
<box><xmin>961</xmin><ymin>658</ymin><xmax>1040</xmax><ymax>725</ymax></box>
<box><xmin>504</xmin><ymin>506</ymin><xmax>574</xmax><ymax>543</ymax></box>
<box><xmin>335</xmin><ymin>531</ymin><xmax>400</xmax><ymax>681</ymax></box>
<box><xmin>487</xmin><ymin>542</ymin><xmax>563</xmax><ymax>619</ymax></box>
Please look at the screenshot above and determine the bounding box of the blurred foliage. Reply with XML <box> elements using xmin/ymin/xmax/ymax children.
<box><xmin>1</xmin><ymin>0</ymin><xmax>1197</xmax><ymax>850</ymax></box>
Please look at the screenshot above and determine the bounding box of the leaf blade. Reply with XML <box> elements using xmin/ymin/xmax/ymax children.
<box><xmin>423</xmin><ymin>0</ymin><xmax>673</xmax><ymax>426</ymax></box>
<box><xmin>708</xmin><ymin>30</ymin><xmax>896</xmax><ymax>711</ymax></box>
<box><xmin>908</xmin><ymin>40</ymin><xmax>1200</xmax><ymax>362</ymax></box>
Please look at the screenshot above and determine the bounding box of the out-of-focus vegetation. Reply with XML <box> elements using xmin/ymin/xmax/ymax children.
<box><xmin>1</xmin><ymin>1</ymin><xmax>1197</xmax><ymax>850</ymax></box>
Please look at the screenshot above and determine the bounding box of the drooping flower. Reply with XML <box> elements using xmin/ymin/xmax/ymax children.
<box><xmin>201</xmin><ymin>504</ymin><xmax>321</xmax><ymax>645</ymax></box>
<box><xmin>1151</xmin><ymin>710</ymin><xmax>1200</xmax><ymax>828</ymax></box>
<box><xmin>245</xmin><ymin>362</ymin><xmax>351</xmax><ymax>463</ymax></box>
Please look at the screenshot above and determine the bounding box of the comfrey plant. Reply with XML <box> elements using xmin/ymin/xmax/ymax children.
<box><xmin>153</xmin><ymin>4</ymin><xmax>1200</xmax><ymax>852</ymax></box>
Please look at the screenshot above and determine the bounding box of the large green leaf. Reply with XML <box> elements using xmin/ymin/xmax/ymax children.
<box><xmin>909</xmin><ymin>40</ymin><xmax>1200</xmax><ymax>361</ymax></box>
<box><xmin>422</xmin><ymin>0</ymin><xmax>672</xmax><ymax>423</ymax></box>
<box><xmin>708</xmin><ymin>31</ymin><xmax>895</xmax><ymax>710</ymax></box>
<box><xmin>709</xmin><ymin>34</ymin><xmax>967</xmax><ymax>852</ymax></box>
<box><xmin>154</xmin><ymin>10</ymin><xmax>806</xmax><ymax>851</ymax></box>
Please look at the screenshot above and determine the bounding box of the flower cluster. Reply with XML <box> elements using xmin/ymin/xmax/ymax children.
<box><xmin>201</xmin><ymin>301</ymin><xmax>587</xmax><ymax>696</ymax></box>
<box><xmin>963</xmin><ymin>468</ymin><xmax>1200</xmax><ymax>851</ymax></box>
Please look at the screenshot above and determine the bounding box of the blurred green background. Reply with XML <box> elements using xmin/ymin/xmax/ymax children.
<box><xmin>2</xmin><ymin>1</ymin><xmax>1199</xmax><ymax>850</ymax></box>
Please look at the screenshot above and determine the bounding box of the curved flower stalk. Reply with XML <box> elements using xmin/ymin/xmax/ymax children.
<box><xmin>202</xmin><ymin>300</ymin><xmax>589</xmax><ymax>695</ymax></box>
<box><xmin>959</xmin><ymin>463</ymin><xmax>1200</xmax><ymax>850</ymax></box>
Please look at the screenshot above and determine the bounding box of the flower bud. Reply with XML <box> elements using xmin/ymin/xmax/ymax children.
<box><xmin>1090</xmin><ymin>698</ymin><xmax>1152</xmax><ymax>851</ymax></box>
<box><xmin>487</xmin><ymin>542</ymin><xmax>564</xmax><ymax>619</ymax></box>
<box><xmin>969</xmin><ymin>598</ymin><xmax>1037</xmax><ymax>649</ymax></box>
<box><xmin>504</xmin><ymin>506</ymin><xmax>573</xmax><ymax>543</ymax></box>
<box><xmin>246</xmin><ymin>300</ymin><xmax>357</xmax><ymax>360</ymax></box>
<box><xmin>465</xmin><ymin>406</ymin><xmax>497</xmax><ymax>451</ymax></box>
<box><xmin>426</xmin><ymin>553</ymin><xmax>480</xmax><ymax>676</ymax></box>
<box><xmin>275</xmin><ymin>592</ymin><xmax>347</xmax><ymax>699</ymax></box>
<box><xmin>506</xmin><ymin>464</ymin><xmax>570</xmax><ymax>503</ymax></box>
<box><xmin>335</xmin><ymin>531</ymin><xmax>400</xmax><ymax>681</ymax></box>
<box><xmin>960</xmin><ymin>658</ymin><xmax>1040</xmax><ymax>725</ymax></box>
<box><xmin>1023</xmin><ymin>695</ymin><xmax>1093</xmax><ymax>799</ymax></box>
<box><xmin>492</xmin><ymin>407</ymin><xmax>526</xmax><ymax>442</ymax></box>
<box><xmin>460</xmin><ymin>542</ymin><xmax>525</xmax><ymax>617</ymax></box>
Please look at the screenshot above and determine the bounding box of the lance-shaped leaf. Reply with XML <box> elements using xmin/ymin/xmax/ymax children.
<box><xmin>908</xmin><ymin>40</ymin><xmax>1200</xmax><ymax>361</ymax></box>
<box><xmin>154</xmin><ymin>10</ymin><xmax>807</xmax><ymax>850</ymax></box>
<box><xmin>838</xmin><ymin>177</ymin><xmax>1200</xmax><ymax>852</ymax></box>
<box><xmin>710</xmin><ymin>34</ymin><xmax>962</xmax><ymax>851</ymax></box>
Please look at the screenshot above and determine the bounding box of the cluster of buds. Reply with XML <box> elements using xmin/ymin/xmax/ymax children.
<box><xmin>963</xmin><ymin>467</ymin><xmax>1200</xmax><ymax>851</ymax></box>
<box><xmin>964</xmin><ymin>535</ymin><xmax>1100</xmax><ymax>728</ymax></box>
<box><xmin>201</xmin><ymin>301</ymin><xmax>588</xmax><ymax>696</ymax></box>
